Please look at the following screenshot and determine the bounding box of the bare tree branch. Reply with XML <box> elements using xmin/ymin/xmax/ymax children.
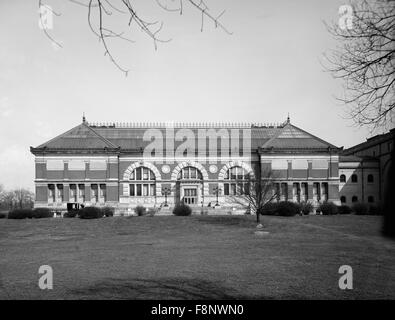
<box><xmin>323</xmin><ymin>0</ymin><xmax>395</xmax><ymax>131</ymax></box>
<box><xmin>38</xmin><ymin>0</ymin><xmax>231</xmax><ymax>75</ymax></box>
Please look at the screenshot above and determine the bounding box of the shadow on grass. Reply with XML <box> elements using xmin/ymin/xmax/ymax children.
<box><xmin>70</xmin><ymin>277</ymin><xmax>257</xmax><ymax>300</ymax></box>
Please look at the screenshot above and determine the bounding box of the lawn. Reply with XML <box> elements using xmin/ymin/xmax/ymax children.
<box><xmin>0</xmin><ymin>214</ymin><xmax>394</xmax><ymax>299</ymax></box>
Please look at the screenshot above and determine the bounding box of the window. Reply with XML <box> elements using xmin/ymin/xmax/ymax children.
<box><xmin>352</xmin><ymin>196</ymin><xmax>358</xmax><ymax>203</ymax></box>
<box><xmin>340</xmin><ymin>196</ymin><xmax>346</xmax><ymax>203</ymax></box>
<box><xmin>130</xmin><ymin>167</ymin><xmax>156</xmax><ymax>197</ymax></box>
<box><xmin>351</xmin><ymin>174</ymin><xmax>358</xmax><ymax>183</ymax></box>
<box><xmin>48</xmin><ymin>184</ymin><xmax>55</xmax><ymax>203</ymax></box>
<box><xmin>340</xmin><ymin>174</ymin><xmax>346</xmax><ymax>183</ymax></box>
<box><xmin>56</xmin><ymin>184</ymin><xmax>64</xmax><ymax>202</ymax></box>
<box><xmin>100</xmin><ymin>184</ymin><xmax>106</xmax><ymax>201</ymax></box>
<box><xmin>78</xmin><ymin>184</ymin><xmax>85</xmax><ymax>201</ymax></box>
<box><xmin>367</xmin><ymin>174</ymin><xmax>374</xmax><ymax>183</ymax></box>
<box><xmin>91</xmin><ymin>184</ymin><xmax>98</xmax><ymax>202</ymax></box>
<box><xmin>223</xmin><ymin>166</ymin><xmax>250</xmax><ymax>196</ymax></box>
<box><xmin>368</xmin><ymin>196</ymin><xmax>374</xmax><ymax>203</ymax></box>
<box><xmin>177</xmin><ymin>167</ymin><xmax>203</xmax><ymax>180</ymax></box>
<box><xmin>70</xmin><ymin>184</ymin><xmax>77</xmax><ymax>202</ymax></box>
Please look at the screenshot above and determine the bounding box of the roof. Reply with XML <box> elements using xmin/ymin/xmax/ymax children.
<box><xmin>339</xmin><ymin>155</ymin><xmax>379</xmax><ymax>162</ymax></box>
<box><xmin>31</xmin><ymin>119</ymin><xmax>340</xmax><ymax>154</ymax></box>
<box><xmin>260</xmin><ymin>123</ymin><xmax>338</xmax><ymax>150</ymax></box>
<box><xmin>343</xmin><ymin>128</ymin><xmax>395</xmax><ymax>155</ymax></box>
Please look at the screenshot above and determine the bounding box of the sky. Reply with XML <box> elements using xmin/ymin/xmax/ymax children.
<box><xmin>0</xmin><ymin>0</ymin><xmax>391</xmax><ymax>190</ymax></box>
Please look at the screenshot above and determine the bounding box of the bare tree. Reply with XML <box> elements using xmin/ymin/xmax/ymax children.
<box><xmin>0</xmin><ymin>188</ymin><xmax>34</xmax><ymax>210</ymax></box>
<box><xmin>230</xmin><ymin>169</ymin><xmax>279</xmax><ymax>225</ymax></box>
<box><xmin>38</xmin><ymin>0</ymin><xmax>231</xmax><ymax>75</ymax></box>
<box><xmin>324</xmin><ymin>0</ymin><xmax>395</xmax><ymax>130</ymax></box>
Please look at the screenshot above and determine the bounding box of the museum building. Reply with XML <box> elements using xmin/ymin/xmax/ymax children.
<box><xmin>30</xmin><ymin>116</ymin><xmax>344</xmax><ymax>213</ymax></box>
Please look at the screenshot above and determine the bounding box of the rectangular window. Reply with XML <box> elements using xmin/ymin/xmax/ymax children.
<box><xmin>231</xmin><ymin>183</ymin><xmax>236</xmax><ymax>195</ymax></box>
<box><xmin>143</xmin><ymin>168</ymin><xmax>149</xmax><ymax>180</ymax></box>
<box><xmin>100</xmin><ymin>184</ymin><xmax>106</xmax><ymax>201</ymax></box>
<box><xmin>91</xmin><ymin>184</ymin><xmax>98</xmax><ymax>202</ymax></box>
<box><xmin>237</xmin><ymin>182</ymin><xmax>243</xmax><ymax>195</ymax></box>
<box><xmin>143</xmin><ymin>184</ymin><xmax>149</xmax><ymax>196</ymax></box>
<box><xmin>136</xmin><ymin>184</ymin><xmax>142</xmax><ymax>196</ymax></box>
<box><xmin>57</xmin><ymin>184</ymin><xmax>64</xmax><ymax>202</ymax></box>
<box><xmin>70</xmin><ymin>184</ymin><xmax>77</xmax><ymax>202</ymax></box>
<box><xmin>149</xmin><ymin>184</ymin><xmax>155</xmax><ymax>196</ymax></box>
<box><xmin>48</xmin><ymin>184</ymin><xmax>55</xmax><ymax>202</ymax></box>
<box><xmin>224</xmin><ymin>183</ymin><xmax>229</xmax><ymax>195</ymax></box>
<box><xmin>231</xmin><ymin>167</ymin><xmax>237</xmax><ymax>180</ymax></box>
<box><xmin>136</xmin><ymin>168</ymin><xmax>142</xmax><ymax>180</ymax></box>
<box><xmin>190</xmin><ymin>168</ymin><xmax>197</xmax><ymax>179</ymax></box>
<box><xmin>130</xmin><ymin>184</ymin><xmax>135</xmax><ymax>196</ymax></box>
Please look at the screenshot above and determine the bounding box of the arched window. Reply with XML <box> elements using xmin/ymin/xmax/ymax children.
<box><xmin>223</xmin><ymin>166</ymin><xmax>250</xmax><ymax>196</ymax></box>
<box><xmin>129</xmin><ymin>167</ymin><xmax>156</xmax><ymax>196</ymax></box>
<box><xmin>351</xmin><ymin>174</ymin><xmax>358</xmax><ymax>183</ymax></box>
<box><xmin>177</xmin><ymin>166</ymin><xmax>203</xmax><ymax>180</ymax></box>
<box><xmin>340</xmin><ymin>196</ymin><xmax>346</xmax><ymax>203</ymax></box>
<box><xmin>352</xmin><ymin>196</ymin><xmax>358</xmax><ymax>203</ymax></box>
<box><xmin>340</xmin><ymin>174</ymin><xmax>346</xmax><ymax>183</ymax></box>
<box><xmin>368</xmin><ymin>196</ymin><xmax>374</xmax><ymax>203</ymax></box>
<box><xmin>367</xmin><ymin>174</ymin><xmax>374</xmax><ymax>183</ymax></box>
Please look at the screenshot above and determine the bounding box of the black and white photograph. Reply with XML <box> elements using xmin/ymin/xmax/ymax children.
<box><xmin>0</xmin><ymin>0</ymin><xmax>395</xmax><ymax>308</ymax></box>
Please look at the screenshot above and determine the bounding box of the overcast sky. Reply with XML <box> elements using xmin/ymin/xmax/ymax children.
<box><xmin>0</xmin><ymin>0</ymin><xmax>391</xmax><ymax>190</ymax></box>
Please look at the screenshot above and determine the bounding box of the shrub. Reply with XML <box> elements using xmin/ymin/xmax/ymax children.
<box><xmin>63</xmin><ymin>211</ymin><xmax>77</xmax><ymax>218</ymax></box>
<box><xmin>102</xmin><ymin>206</ymin><xmax>114</xmax><ymax>217</ymax></box>
<box><xmin>318</xmin><ymin>202</ymin><xmax>338</xmax><ymax>215</ymax></box>
<box><xmin>173</xmin><ymin>203</ymin><xmax>192</xmax><ymax>216</ymax></box>
<box><xmin>275</xmin><ymin>201</ymin><xmax>300</xmax><ymax>216</ymax></box>
<box><xmin>78</xmin><ymin>207</ymin><xmax>104</xmax><ymax>219</ymax></box>
<box><xmin>352</xmin><ymin>202</ymin><xmax>369</xmax><ymax>215</ymax></box>
<box><xmin>7</xmin><ymin>209</ymin><xmax>34</xmax><ymax>219</ymax></box>
<box><xmin>0</xmin><ymin>213</ymin><xmax>6</xmax><ymax>219</ymax></box>
<box><xmin>368</xmin><ymin>204</ymin><xmax>381</xmax><ymax>216</ymax></box>
<box><xmin>260</xmin><ymin>202</ymin><xmax>277</xmax><ymax>216</ymax></box>
<box><xmin>134</xmin><ymin>205</ymin><xmax>147</xmax><ymax>216</ymax></box>
<box><xmin>32</xmin><ymin>208</ymin><xmax>53</xmax><ymax>218</ymax></box>
<box><xmin>147</xmin><ymin>208</ymin><xmax>157</xmax><ymax>216</ymax></box>
<box><xmin>338</xmin><ymin>205</ymin><xmax>351</xmax><ymax>215</ymax></box>
<box><xmin>261</xmin><ymin>201</ymin><xmax>299</xmax><ymax>216</ymax></box>
<box><xmin>299</xmin><ymin>202</ymin><xmax>313</xmax><ymax>215</ymax></box>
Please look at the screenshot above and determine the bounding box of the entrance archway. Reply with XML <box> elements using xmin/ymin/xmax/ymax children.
<box><xmin>176</xmin><ymin>166</ymin><xmax>203</xmax><ymax>206</ymax></box>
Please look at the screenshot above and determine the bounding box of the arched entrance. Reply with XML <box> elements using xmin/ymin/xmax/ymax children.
<box><xmin>176</xmin><ymin>166</ymin><xmax>203</xmax><ymax>206</ymax></box>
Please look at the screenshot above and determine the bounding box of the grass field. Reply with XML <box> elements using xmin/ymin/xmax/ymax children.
<box><xmin>0</xmin><ymin>214</ymin><xmax>394</xmax><ymax>299</ymax></box>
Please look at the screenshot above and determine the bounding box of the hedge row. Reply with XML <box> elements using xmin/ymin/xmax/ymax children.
<box><xmin>7</xmin><ymin>208</ymin><xmax>53</xmax><ymax>219</ymax></box>
<box><xmin>7</xmin><ymin>207</ymin><xmax>115</xmax><ymax>219</ymax></box>
<box><xmin>317</xmin><ymin>202</ymin><xmax>381</xmax><ymax>215</ymax></box>
<box><xmin>260</xmin><ymin>201</ymin><xmax>382</xmax><ymax>216</ymax></box>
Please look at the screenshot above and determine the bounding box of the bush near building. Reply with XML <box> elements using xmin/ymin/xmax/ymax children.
<box><xmin>32</xmin><ymin>208</ymin><xmax>53</xmax><ymax>218</ymax></box>
<box><xmin>261</xmin><ymin>201</ymin><xmax>300</xmax><ymax>216</ymax></box>
<box><xmin>173</xmin><ymin>203</ymin><xmax>192</xmax><ymax>216</ymax></box>
<box><xmin>338</xmin><ymin>205</ymin><xmax>352</xmax><ymax>214</ymax></box>
<box><xmin>102</xmin><ymin>206</ymin><xmax>114</xmax><ymax>217</ymax></box>
<box><xmin>134</xmin><ymin>206</ymin><xmax>147</xmax><ymax>216</ymax></box>
<box><xmin>352</xmin><ymin>202</ymin><xmax>382</xmax><ymax>215</ymax></box>
<box><xmin>0</xmin><ymin>213</ymin><xmax>7</xmax><ymax>219</ymax></box>
<box><xmin>318</xmin><ymin>202</ymin><xmax>338</xmax><ymax>215</ymax></box>
<box><xmin>299</xmin><ymin>202</ymin><xmax>314</xmax><ymax>215</ymax></box>
<box><xmin>78</xmin><ymin>207</ymin><xmax>104</xmax><ymax>219</ymax></box>
<box><xmin>7</xmin><ymin>209</ymin><xmax>34</xmax><ymax>219</ymax></box>
<box><xmin>64</xmin><ymin>211</ymin><xmax>77</xmax><ymax>218</ymax></box>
